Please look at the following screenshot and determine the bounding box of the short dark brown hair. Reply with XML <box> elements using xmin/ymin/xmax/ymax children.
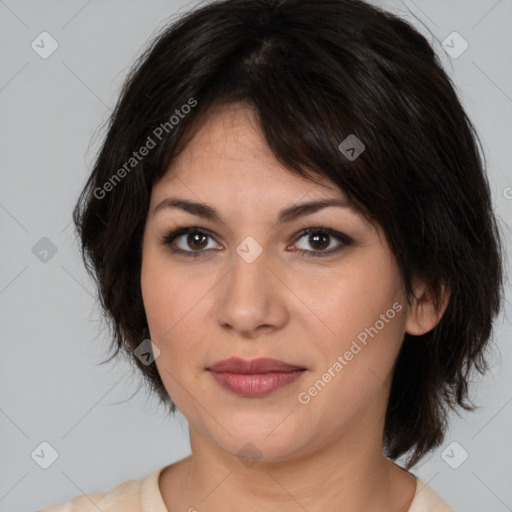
<box><xmin>72</xmin><ymin>0</ymin><xmax>506</xmax><ymax>468</ymax></box>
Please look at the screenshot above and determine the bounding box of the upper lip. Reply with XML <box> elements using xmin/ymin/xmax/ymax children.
<box><xmin>207</xmin><ymin>357</ymin><xmax>306</xmax><ymax>374</ymax></box>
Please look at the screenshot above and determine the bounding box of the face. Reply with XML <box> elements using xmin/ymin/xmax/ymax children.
<box><xmin>141</xmin><ymin>103</ymin><xmax>412</xmax><ymax>463</ymax></box>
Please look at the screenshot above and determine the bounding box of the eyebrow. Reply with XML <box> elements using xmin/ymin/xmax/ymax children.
<box><xmin>152</xmin><ymin>196</ymin><xmax>352</xmax><ymax>225</ymax></box>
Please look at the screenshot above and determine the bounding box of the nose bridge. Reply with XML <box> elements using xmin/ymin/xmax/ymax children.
<box><xmin>215</xmin><ymin>239</ymin><xmax>285</xmax><ymax>333</ymax></box>
<box><xmin>227</xmin><ymin>240</ymin><xmax>270</xmax><ymax>305</ymax></box>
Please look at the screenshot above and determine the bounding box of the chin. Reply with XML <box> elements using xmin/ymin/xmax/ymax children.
<box><xmin>211</xmin><ymin>420</ymin><xmax>311</xmax><ymax>464</ymax></box>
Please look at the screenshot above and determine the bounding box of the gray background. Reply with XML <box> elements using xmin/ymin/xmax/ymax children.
<box><xmin>0</xmin><ymin>1</ymin><xmax>511</xmax><ymax>511</ymax></box>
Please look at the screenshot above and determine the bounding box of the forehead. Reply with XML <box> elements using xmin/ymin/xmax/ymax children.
<box><xmin>152</xmin><ymin>102</ymin><xmax>339</xmax><ymax>199</ymax></box>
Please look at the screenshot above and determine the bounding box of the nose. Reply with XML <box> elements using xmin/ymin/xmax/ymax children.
<box><xmin>214</xmin><ymin>247</ymin><xmax>289</xmax><ymax>337</ymax></box>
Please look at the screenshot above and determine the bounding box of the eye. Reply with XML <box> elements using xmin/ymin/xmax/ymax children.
<box><xmin>292</xmin><ymin>228</ymin><xmax>352</xmax><ymax>257</ymax></box>
<box><xmin>160</xmin><ymin>226</ymin><xmax>353</xmax><ymax>258</ymax></box>
<box><xmin>160</xmin><ymin>226</ymin><xmax>220</xmax><ymax>257</ymax></box>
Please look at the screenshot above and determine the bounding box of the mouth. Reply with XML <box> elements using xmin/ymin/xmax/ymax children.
<box><xmin>207</xmin><ymin>357</ymin><xmax>307</xmax><ymax>398</ymax></box>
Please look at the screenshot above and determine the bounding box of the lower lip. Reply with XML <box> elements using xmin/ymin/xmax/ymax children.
<box><xmin>209</xmin><ymin>370</ymin><xmax>306</xmax><ymax>397</ymax></box>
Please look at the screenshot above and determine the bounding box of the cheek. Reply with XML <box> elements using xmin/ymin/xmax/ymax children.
<box><xmin>140</xmin><ymin>249</ymin><xmax>216</xmax><ymax>373</ymax></box>
<box><xmin>142</xmin><ymin>277</ymin><xmax>200</xmax><ymax>353</ymax></box>
<box><xmin>294</xmin><ymin>254</ymin><xmax>404</xmax><ymax>350</ymax></box>
<box><xmin>141</xmin><ymin>263</ymin><xmax>205</xmax><ymax>407</ymax></box>
<box><xmin>294</xmin><ymin>264</ymin><xmax>407</xmax><ymax>416</ymax></box>
<box><xmin>295</xmin><ymin>282</ymin><xmax>406</xmax><ymax>430</ymax></box>
<box><xmin>141</xmin><ymin>247</ymin><xmax>187</xmax><ymax>358</ymax></box>
<box><xmin>141</xmin><ymin>243</ymin><xmax>197</xmax><ymax>336</ymax></box>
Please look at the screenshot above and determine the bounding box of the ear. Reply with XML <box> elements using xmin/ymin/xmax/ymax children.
<box><xmin>405</xmin><ymin>280</ymin><xmax>450</xmax><ymax>336</ymax></box>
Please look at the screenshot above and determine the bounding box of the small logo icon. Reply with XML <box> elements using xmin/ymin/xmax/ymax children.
<box><xmin>31</xmin><ymin>441</ymin><xmax>59</xmax><ymax>469</ymax></box>
<box><xmin>31</xmin><ymin>32</ymin><xmax>59</xmax><ymax>59</ymax></box>
<box><xmin>442</xmin><ymin>32</ymin><xmax>468</xmax><ymax>59</ymax></box>
<box><xmin>134</xmin><ymin>339</ymin><xmax>161</xmax><ymax>365</ymax></box>
<box><xmin>236</xmin><ymin>236</ymin><xmax>263</xmax><ymax>264</ymax></box>
<box><xmin>338</xmin><ymin>134</ymin><xmax>365</xmax><ymax>161</ymax></box>
<box><xmin>32</xmin><ymin>237</ymin><xmax>58</xmax><ymax>263</ymax></box>
<box><xmin>441</xmin><ymin>441</ymin><xmax>469</xmax><ymax>469</ymax></box>
<box><xmin>236</xmin><ymin>442</ymin><xmax>263</xmax><ymax>468</ymax></box>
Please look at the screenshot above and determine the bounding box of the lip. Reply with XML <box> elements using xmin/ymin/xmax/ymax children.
<box><xmin>207</xmin><ymin>357</ymin><xmax>306</xmax><ymax>397</ymax></box>
<box><xmin>207</xmin><ymin>357</ymin><xmax>305</xmax><ymax>374</ymax></box>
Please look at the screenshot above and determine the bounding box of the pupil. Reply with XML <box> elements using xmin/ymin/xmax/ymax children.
<box><xmin>189</xmin><ymin>233</ymin><xmax>207</xmax><ymax>249</ymax></box>
<box><xmin>310</xmin><ymin>233</ymin><xmax>328</xmax><ymax>250</ymax></box>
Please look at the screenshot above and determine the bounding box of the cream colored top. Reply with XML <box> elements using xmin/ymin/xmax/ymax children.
<box><xmin>35</xmin><ymin>465</ymin><xmax>455</xmax><ymax>511</ymax></box>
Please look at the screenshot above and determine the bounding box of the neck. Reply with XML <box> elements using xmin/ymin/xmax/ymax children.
<box><xmin>159</xmin><ymin>425</ymin><xmax>416</xmax><ymax>512</ymax></box>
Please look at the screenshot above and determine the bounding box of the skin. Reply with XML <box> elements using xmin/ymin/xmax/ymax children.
<box><xmin>140</xmin><ymin>102</ymin><xmax>449</xmax><ymax>512</ymax></box>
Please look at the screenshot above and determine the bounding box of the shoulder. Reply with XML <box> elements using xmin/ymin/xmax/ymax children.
<box><xmin>34</xmin><ymin>466</ymin><xmax>165</xmax><ymax>512</ymax></box>
<box><xmin>409</xmin><ymin>478</ymin><xmax>456</xmax><ymax>512</ymax></box>
<box><xmin>34</xmin><ymin>479</ymin><xmax>142</xmax><ymax>512</ymax></box>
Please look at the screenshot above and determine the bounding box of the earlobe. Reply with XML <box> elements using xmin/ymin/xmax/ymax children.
<box><xmin>405</xmin><ymin>281</ymin><xmax>450</xmax><ymax>336</ymax></box>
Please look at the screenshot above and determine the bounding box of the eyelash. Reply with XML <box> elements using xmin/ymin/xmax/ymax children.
<box><xmin>159</xmin><ymin>225</ymin><xmax>353</xmax><ymax>258</ymax></box>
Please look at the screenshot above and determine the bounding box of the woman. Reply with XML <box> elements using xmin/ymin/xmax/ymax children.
<box><xmin>38</xmin><ymin>0</ymin><xmax>505</xmax><ymax>510</ymax></box>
